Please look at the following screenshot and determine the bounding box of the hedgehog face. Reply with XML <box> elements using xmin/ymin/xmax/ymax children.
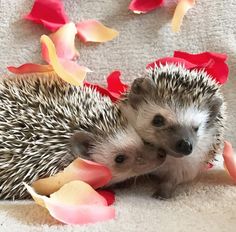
<box><xmin>71</xmin><ymin>128</ymin><xmax>166</xmax><ymax>184</ymax></box>
<box><xmin>120</xmin><ymin>72</ymin><xmax>224</xmax><ymax>158</ymax></box>
<box><xmin>121</xmin><ymin>100</ymin><xmax>210</xmax><ymax>158</ymax></box>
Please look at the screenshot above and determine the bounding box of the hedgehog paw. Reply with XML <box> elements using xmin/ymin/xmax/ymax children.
<box><xmin>152</xmin><ymin>182</ymin><xmax>175</xmax><ymax>200</ymax></box>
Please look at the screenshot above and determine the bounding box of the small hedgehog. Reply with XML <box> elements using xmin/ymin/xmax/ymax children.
<box><xmin>119</xmin><ymin>64</ymin><xmax>226</xmax><ymax>199</ymax></box>
<box><xmin>0</xmin><ymin>72</ymin><xmax>166</xmax><ymax>200</ymax></box>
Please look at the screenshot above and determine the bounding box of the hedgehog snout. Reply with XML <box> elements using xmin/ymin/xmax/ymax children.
<box><xmin>175</xmin><ymin>139</ymin><xmax>193</xmax><ymax>155</ymax></box>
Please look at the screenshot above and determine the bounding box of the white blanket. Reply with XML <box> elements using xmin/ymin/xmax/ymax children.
<box><xmin>0</xmin><ymin>0</ymin><xmax>236</xmax><ymax>231</ymax></box>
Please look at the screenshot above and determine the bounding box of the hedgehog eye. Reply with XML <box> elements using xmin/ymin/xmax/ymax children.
<box><xmin>115</xmin><ymin>154</ymin><xmax>127</xmax><ymax>164</ymax></box>
<box><xmin>142</xmin><ymin>139</ymin><xmax>155</xmax><ymax>147</ymax></box>
<box><xmin>193</xmin><ymin>126</ymin><xmax>199</xmax><ymax>132</ymax></box>
<box><xmin>152</xmin><ymin>114</ymin><xmax>165</xmax><ymax>127</ymax></box>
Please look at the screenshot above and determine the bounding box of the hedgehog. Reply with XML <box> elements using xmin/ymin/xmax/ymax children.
<box><xmin>119</xmin><ymin>64</ymin><xmax>226</xmax><ymax>199</ymax></box>
<box><xmin>0</xmin><ymin>72</ymin><xmax>167</xmax><ymax>200</ymax></box>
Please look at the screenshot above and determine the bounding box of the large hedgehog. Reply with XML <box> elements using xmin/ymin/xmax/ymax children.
<box><xmin>0</xmin><ymin>72</ymin><xmax>166</xmax><ymax>200</ymax></box>
<box><xmin>119</xmin><ymin>64</ymin><xmax>226</xmax><ymax>198</ymax></box>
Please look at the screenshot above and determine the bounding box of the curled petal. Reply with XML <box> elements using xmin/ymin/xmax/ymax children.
<box><xmin>76</xmin><ymin>20</ymin><xmax>119</xmax><ymax>43</ymax></box>
<box><xmin>107</xmin><ymin>71</ymin><xmax>128</xmax><ymax>95</ymax></box>
<box><xmin>97</xmin><ymin>190</ymin><xmax>115</xmax><ymax>206</ymax></box>
<box><xmin>42</xmin><ymin>22</ymin><xmax>79</xmax><ymax>61</ymax></box>
<box><xmin>49</xmin><ymin>181</ymin><xmax>107</xmax><ymax>206</ymax></box>
<box><xmin>32</xmin><ymin>157</ymin><xmax>112</xmax><ymax>195</ymax></box>
<box><xmin>24</xmin><ymin>0</ymin><xmax>69</xmax><ymax>31</ymax></box>
<box><xmin>84</xmin><ymin>82</ymin><xmax>119</xmax><ymax>102</ymax></box>
<box><xmin>129</xmin><ymin>0</ymin><xmax>164</xmax><ymax>13</ymax></box>
<box><xmin>7</xmin><ymin>63</ymin><xmax>53</xmax><ymax>74</ymax></box>
<box><xmin>174</xmin><ymin>51</ymin><xmax>229</xmax><ymax>84</ymax></box>
<box><xmin>171</xmin><ymin>0</ymin><xmax>195</xmax><ymax>32</ymax></box>
<box><xmin>223</xmin><ymin>141</ymin><xmax>236</xmax><ymax>182</ymax></box>
<box><xmin>84</xmin><ymin>70</ymin><xmax>127</xmax><ymax>102</ymax></box>
<box><xmin>41</xmin><ymin>35</ymin><xmax>89</xmax><ymax>86</ymax></box>
<box><xmin>24</xmin><ymin>181</ymin><xmax>115</xmax><ymax>225</ymax></box>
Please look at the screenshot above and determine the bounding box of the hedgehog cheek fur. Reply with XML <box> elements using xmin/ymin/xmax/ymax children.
<box><xmin>119</xmin><ymin>64</ymin><xmax>226</xmax><ymax>198</ymax></box>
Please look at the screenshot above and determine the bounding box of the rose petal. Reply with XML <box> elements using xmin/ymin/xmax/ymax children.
<box><xmin>47</xmin><ymin>203</ymin><xmax>115</xmax><ymax>225</ymax></box>
<box><xmin>7</xmin><ymin>63</ymin><xmax>53</xmax><ymax>74</ymax></box>
<box><xmin>174</xmin><ymin>51</ymin><xmax>228</xmax><ymax>63</ymax></box>
<box><xmin>41</xmin><ymin>35</ymin><xmax>88</xmax><ymax>86</ymax></box>
<box><xmin>107</xmin><ymin>71</ymin><xmax>128</xmax><ymax>95</ymax></box>
<box><xmin>129</xmin><ymin>0</ymin><xmax>164</xmax><ymax>13</ymax></box>
<box><xmin>174</xmin><ymin>51</ymin><xmax>229</xmax><ymax>84</ymax></box>
<box><xmin>32</xmin><ymin>157</ymin><xmax>112</xmax><ymax>195</ymax></box>
<box><xmin>97</xmin><ymin>190</ymin><xmax>115</xmax><ymax>206</ymax></box>
<box><xmin>84</xmin><ymin>70</ymin><xmax>127</xmax><ymax>102</ymax></box>
<box><xmin>50</xmin><ymin>181</ymin><xmax>107</xmax><ymax>206</ymax></box>
<box><xmin>42</xmin><ymin>23</ymin><xmax>79</xmax><ymax>62</ymax></box>
<box><xmin>223</xmin><ymin>141</ymin><xmax>236</xmax><ymax>182</ymax></box>
<box><xmin>24</xmin><ymin>181</ymin><xmax>115</xmax><ymax>225</ymax></box>
<box><xmin>84</xmin><ymin>82</ymin><xmax>119</xmax><ymax>102</ymax></box>
<box><xmin>76</xmin><ymin>20</ymin><xmax>119</xmax><ymax>43</ymax></box>
<box><xmin>24</xmin><ymin>0</ymin><xmax>69</xmax><ymax>31</ymax></box>
<box><xmin>171</xmin><ymin>0</ymin><xmax>195</xmax><ymax>32</ymax></box>
<box><xmin>146</xmin><ymin>57</ymin><xmax>198</xmax><ymax>70</ymax></box>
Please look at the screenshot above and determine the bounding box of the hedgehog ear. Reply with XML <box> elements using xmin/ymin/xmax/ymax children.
<box><xmin>209</xmin><ymin>97</ymin><xmax>223</xmax><ymax>121</ymax></box>
<box><xmin>128</xmin><ymin>78</ymin><xmax>155</xmax><ymax>109</ymax></box>
<box><xmin>130</xmin><ymin>77</ymin><xmax>155</xmax><ymax>95</ymax></box>
<box><xmin>70</xmin><ymin>131</ymin><xmax>95</xmax><ymax>157</ymax></box>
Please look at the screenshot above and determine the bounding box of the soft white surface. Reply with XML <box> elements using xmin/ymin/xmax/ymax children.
<box><xmin>0</xmin><ymin>0</ymin><xmax>236</xmax><ymax>231</ymax></box>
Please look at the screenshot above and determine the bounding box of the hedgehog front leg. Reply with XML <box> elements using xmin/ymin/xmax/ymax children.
<box><xmin>152</xmin><ymin>181</ymin><xmax>177</xmax><ymax>199</ymax></box>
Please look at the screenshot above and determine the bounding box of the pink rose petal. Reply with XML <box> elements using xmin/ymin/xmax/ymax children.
<box><xmin>7</xmin><ymin>63</ymin><xmax>53</xmax><ymax>74</ymax></box>
<box><xmin>223</xmin><ymin>141</ymin><xmax>236</xmax><ymax>182</ymax></box>
<box><xmin>24</xmin><ymin>0</ymin><xmax>69</xmax><ymax>31</ymax></box>
<box><xmin>40</xmin><ymin>35</ymin><xmax>89</xmax><ymax>86</ymax></box>
<box><xmin>24</xmin><ymin>181</ymin><xmax>115</xmax><ymax>225</ymax></box>
<box><xmin>129</xmin><ymin>0</ymin><xmax>164</xmax><ymax>13</ymax></box>
<box><xmin>171</xmin><ymin>0</ymin><xmax>195</xmax><ymax>32</ymax></box>
<box><xmin>42</xmin><ymin>23</ymin><xmax>79</xmax><ymax>62</ymax></box>
<box><xmin>76</xmin><ymin>20</ymin><xmax>119</xmax><ymax>43</ymax></box>
<box><xmin>32</xmin><ymin>157</ymin><xmax>112</xmax><ymax>195</ymax></box>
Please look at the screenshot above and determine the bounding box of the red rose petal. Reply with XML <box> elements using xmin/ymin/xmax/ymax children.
<box><xmin>84</xmin><ymin>82</ymin><xmax>119</xmax><ymax>102</ymax></box>
<box><xmin>146</xmin><ymin>57</ymin><xmax>197</xmax><ymax>70</ymax></box>
<box><xmin>84</xmin><ymin>71</ymin><xmax>127</xmax><ymax>102</ymax></box>
<box><xmin>174</xmin><ymin>51</ymin><xmax>229</xmax><ymax>84</ymax></box>
<box><xmin>129</xmin><ymin>0</ymin><xmax>164</xmax><ymax>13</ymax></box>
<box><xmin>24</xmin><ymin>0</ymin><xmax>69</xmax><ymax>31</ymax></box>
<box><xmin>97</xmin><ymin>190</ymin><xmax>115</xmax><ymax>206</ymax></box>
<box><xmin>107</xmin><ymin>71</ymin><xmax>128</xmax><ymax>95</ymax></box>
<box><xmin>7</xmin><ymin>63</ymin><xmax>53</xmax><ymax>74</ymax></box>
<box><xmin>174</xmin><ymin>51</ymin><xmax>227</xmax><ymax>65</ymax></box>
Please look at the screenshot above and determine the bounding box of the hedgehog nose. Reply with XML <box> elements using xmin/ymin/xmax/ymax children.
<box><xmin>175</xmin><ymin>139</ymin><xmax>193</xmax><ymax>155</ymax></box>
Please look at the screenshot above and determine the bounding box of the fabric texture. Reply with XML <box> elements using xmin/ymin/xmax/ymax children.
<box><xmin>0</xmin><ymin>0</ymin><xmax>236</xmax><ymax>231</ymax></box>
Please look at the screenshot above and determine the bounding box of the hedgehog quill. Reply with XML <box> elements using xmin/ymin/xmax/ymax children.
<box><xmin>0</xmin><ymin>72</ymin><xmax>166</xmax><ymax>200</ymax></box>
